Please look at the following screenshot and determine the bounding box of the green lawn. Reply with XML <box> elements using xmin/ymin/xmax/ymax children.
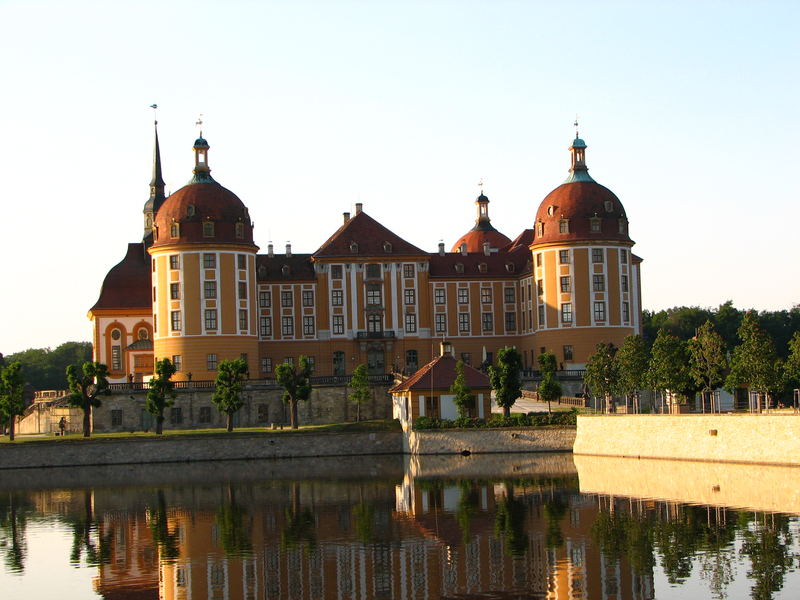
<box><xmin>0</xmin><ymin>419</ymin><xmax>401</xmax><ymax>445</ymax></box>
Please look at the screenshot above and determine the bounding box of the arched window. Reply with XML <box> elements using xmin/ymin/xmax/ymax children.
<box><xmin>170</xmin><ymin>222</ymin><xmax>179</xmax><ymax>238</ymax></box>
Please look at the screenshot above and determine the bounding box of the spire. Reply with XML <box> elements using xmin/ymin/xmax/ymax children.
<box><xmin>143</xmin><ymin>105</ymin><xmax>166</xmax><ymax>243</ymax></box>
<box><xmin>189</xmin><ymin>113</ymin><xmax>216</xmax><ymax>184</ymax></box>
<box><xmin>564</xmin><ymin>120</ymin><xmax>595</xmax><ymax>184</ymax></box>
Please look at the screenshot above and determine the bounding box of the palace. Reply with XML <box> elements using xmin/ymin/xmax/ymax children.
<box><xmin>88</xmin><ymin>124</ymin><xmax>642</xmax><ymax>383</ymax></box>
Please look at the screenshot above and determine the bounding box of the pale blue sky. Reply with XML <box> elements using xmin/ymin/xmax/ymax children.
<box><xmin>1</xmin><ymin>0</ymin><xmax>798</xmax><ymax>354</ymax></box>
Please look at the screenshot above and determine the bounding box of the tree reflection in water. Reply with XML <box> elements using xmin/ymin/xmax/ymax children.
<box><xmin>0</xmin><ymin>492</ymin><xmax>31</xmax><ymax>573</ymax></box>
<box><xmin>494</xmin><ymin>482</ymin><xmax>528</xmax><ymax>556</ymax></box>
<box><xmin>216</xmin><ymin>484</ymin><xmax>253</xmax><ymax>557</ymax></box>
<box><xmin>69</xmin><ymin>489</ymin><xmax>112</xmax><ymax>568</ymax></box>
<box><xmin>740</xmin><ymin>512</ymin><xmax>794</xmax><ymax>600</ymax></box>
<box><xmin>147</xmin><ymin>489</ymin><xmax>180</xmax><ymax>562</ymax></box>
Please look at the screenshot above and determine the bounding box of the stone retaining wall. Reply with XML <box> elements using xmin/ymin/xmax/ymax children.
<box><xmin>405</xmin><ymin>427</ymin><xmax>575</xmax><ymax>455</ymax></box>
<box><xmin>574</xmin><ymin>414</ymin><xmax>800</xmax><ymax>465</ymax></box>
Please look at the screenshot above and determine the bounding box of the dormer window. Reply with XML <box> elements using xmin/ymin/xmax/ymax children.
<box><xmin>590</xmin><ymin>217</ymin><xmax>601</xmax><ymax>233</ymax></box>
<box><xmin>170</xmin><ymin>222</ymin><xmax>179</xmax><ymax>238</ymax></box>
<box><xmin>618</xmin><ymin>219</ymin><xmax>627</xmax><ymax>234</ymax></box>
<box><xmin>187</xmin><ymin>205</ymin><xmax>196</xmax><ymax>217</ymax></box>
<box><xmin>383</xmin><ymin>241</ymin><xmax>392</xmax><ymax>253</ymax></box>
<box><xmin>558</xmin><ymin>219</ymin><xmax>569</xmax><ymax>234</ymax></box>
<box><xmin>604</xmin><ymin>200</ymin><xmax>613</xmax><ymax>213</ymax></box>
<box><xmin>203</xmin><ymin>221</ymin><xmax>215</xmax><ymax>238</ymax></box>
<box><xmin>505</xmin><ymin>262</ymin><xmax>515</xmax><ymax>273</ymax></box>
<box><xmin>537</xmin><ymin>222</ymin><xmax>545</xmax><ymax>236</ymax></box>
<box><xmin>478</xmin><ymin>263</ymin><xmax>487</xmax><ymax>273</ymax></box>
<box><xmin>455</xmin><ymin>263</ymin><xmax>464</xmax><ymax>273</ymax></box>
<box><xmin>350</xmin><ymin>242</ymin><xmax>358</xmax><ymax>253</ymax></box>
<box><xmin>281</xmin><ymin>265</ymin><xmax>290</xmax><ymax>276</ymax></box>
<box><xmin>547</xmin><ymin>205</ymin><xmax>556</xmax><ymax>216</ymax></box>
<box><xmin>235</xmin><ymin>222</ymin><xmax>244</xmax><ymax>239</ymax></box>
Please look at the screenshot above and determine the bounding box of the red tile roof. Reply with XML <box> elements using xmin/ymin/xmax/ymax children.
<box><xmin>313</xmin><ymin>211</ymin><xmax>428</xmax><ymax>258</ymax></box>
<box><xmin>451</xmin><ymin>228</ymin><xmax>512</xmax><ymax>253</ymax></box>
<box><xmin>256</xmin><ymin>254</ymin><xmax>317</xmax><ymax>282</ymax></box>
<box><xmin>390</xmin><ymin>354</ymin><xmax>490</xmax><ymax>392</ymax></box>
<box><xmin>428</xmin><ymin>250</ymin><xmax>529</xmax><ymax>279</ymax></box>
<box><xmin>90</xmin><ymin>243</ymin><xmax>152</xmax><ymax>311</ymax></box>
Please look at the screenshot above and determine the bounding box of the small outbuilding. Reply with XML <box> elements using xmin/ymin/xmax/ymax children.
<box><xmin>391</xmin><ymin>341</ymin><xmax>492</xmax><ymax>429</ymax></box>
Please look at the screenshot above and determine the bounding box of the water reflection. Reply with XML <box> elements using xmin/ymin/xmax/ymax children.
<box><xmin>0</xmin><ymin>454</ymin><xmax>798</xmax><ymax>599</ymax></box>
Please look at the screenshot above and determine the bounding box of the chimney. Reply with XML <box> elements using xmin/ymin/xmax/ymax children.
<box><xmin>483</xmin><ymin>242</ymin><xmax>491</xmax><ymax>256</ymax></box>
<box><xmin>355</xmin><ymin>202</ymin><xmax>363</xmax><ymax>215</ymax></box>
<box><xmin>438</xmin><ymin>242</ymin><xmax>445</xmax><ymax>256</ymax></box>
<box><xmin>343</xmin><ymin>212</ymin><xmax>350</xmax><ymax>224</ymax></box>
<box><xmin>460</xmin><ymin>243</ymin><xmax>467</xmax><ymax>256</ymax></box>
<box><xmin>267</xmin><ymin>242</ymin><xmax>274</xmax><ymax>257</ymax></box>
<box><xmin>285</xmin><ymin>243</ymin><xmax>292</xmax><ymax>258</ymax></box>
<box><xmin>440</xmin><ymin>340</ymin><xmax>454</xmax><ymax>357</ymax></box>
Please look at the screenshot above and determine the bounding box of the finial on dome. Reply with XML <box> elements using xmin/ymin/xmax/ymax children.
<box><xmin>196</xmin><ymin>113</ymin><xmax>204</xmax><ymax>139</ymax></box>
<box><xmin>574</xmin><ymin>115</ymin><xmax>579</xmax><ymax>138</ymax></box>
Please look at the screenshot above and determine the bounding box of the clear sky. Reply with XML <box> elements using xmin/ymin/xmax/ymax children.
<box><xmin>1</xmin><ymin>0</ymin><xmax>798</xmax><ymax>355</ymax></box>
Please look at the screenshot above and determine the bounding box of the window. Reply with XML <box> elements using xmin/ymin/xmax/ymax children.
<box><xmin>537</xmin><ymin>279</ymin><xmax>544</xmax><ymax>297</ymax></box>
<box><xmin>366</xmin><ymin>285</ymin><xmax>381</xmax><ymax>306</ymax></box>
<box><xmin>481</xmin><ymin>288</ymin><xmax>492</xmax><ymax>304</ymax></box>
<box><xmin>365</xmin><ymin>263</ymin><xmax>381</xmax><ymax>279</ymax></box>
<box><xmin>592</xmin><ymin>248</ymin><xmax>604</xmax><ymax>263</ymax></box>
<box><xmin>594</xmin><ymin>301</ymin><xmax>606</xmax><ymax>321</ymax></box>
<box><xmin>455</xmin><ymin>263</ymin><xmax>464</xmax><ymax>273</ymax></box>
<box><xmin>478</xmin><ymin>262</ymin><xmax>487</xmax><ymax>273</ymax></box>
<box><xmin>235</xmin><ymin>222</ymin><xmax>244</xmax><ymax>239</ymax></box>
<box><xmin>405</xmin><ymin>350</ymin><xmax>418</xmax><ymax>372</ymax></box>
<box><xmin>604</xmin><ymin>200</ymin><xmax>613</xmax><ymax>212</ymax></box>
<box><xmin>281</xmin><ymin>290</ymin><xmax>293</xmax><ymax>307</ymax></box>
<box><xmin>333</xmin><ymin>351</ymin><xmax>346</xmax><ymax>376</ymax></box>
<box><xmin>403</xmin><ymin>264</ymin><xmax>415</xmax><ymax>278</ymax></box>
<box><xmin>332</xmin><ymin>315</ymin><xmax>345</xmax><ymax>334</ymax></box>
<box><xmin>621</xmin><ymin>274</ymin><xmax>629</xmax><ymax>293</ymax></box>
<box><xmin>435</xmin><ymin>313</ymin><xmax>446</xmax><ymax>333</ymax></box>
<box><xmin>383</xmin><ymin>241</ymin><xmax>392</xmax><ymax>253</ymax></box>
<box><xmin>405</xmin><ymin>313</ymin><xmax>417</xmax><ymax>333</ymax></box>
<box><xmin>461</xmin><ymin>352</ymin><xmax>471</xmax><ymax>365</ymax></box>
<box><xmin>404</xmin><ymin>289</ymin><xmax>416</xmax><ymax>305</ymax></box>
<box><xmin>560</xmin><ymin>276</ymin><xmax>571</xmax><ymax>293</ymax></box>
<box><xmin>169</xmin><ymin>283</ymin><xmax>180</xmax><ymax>300</ymax></box>
<box><xmin>561</xmin><ymin>303</ymin><xmax>573</xmax><ymax>323</ymax></box>
<box><xmin>172</xmin><ymin>355</ymin><xmax>182</xmax><ymax>371</ymax></box>
<box><xmin>618</xmin><ymin>219</ymin><xmax>626</xmax><ymax>234</ymax></box>
<box><xmin>559</xmin><ymin>219</ymin><xmax>569</xmax><ymax>234</ymax></box>
<box><xmin>331</xmin><ymin>265</ymin><xmax>343</xmax><ymax>279</ymax></box>
<box><xmin>138</xmin><ymin>328</ymin><xmax>148</xmax><ymax>340</ymax></box>
<box><xmin>111</xmin><ymin>345</ymin><xmax>121</xmax><ymax>371</ymax></box>
<box><xmin>504</xmin><ymin>287</ymin><xmax>515</xmax><ymax>304</ymax></box>
<box><xmin>259</xmin><ymin>290</ymin><xmax>271</xmax><ymax>307</ymax></box>
<box><xmin>623</xmin><ymin>301</ymin><xmax>630</xmax><ymax>322</ymax></box>
<box><xmin>590</xmin><ymin>218</ymin><xmax>601</xmax><ymax>233</ymax></box>
<box><xmin>261</xmin><ymin>358</ymin><xmax>273</xmax><ymax>374</ymax></box>
<box><xmin>257</xmin><ymin>404</ymin><xmax>269</xmax><ymax>423</ymax></box>
<box><xmin>367</xmin><ymin>313</ymin><xmax>382</xmax><ymax>333</ymax></box>
<box><xmin>350</xmin><ymin>242</ymin><xmax>358</xmax><ymax>253</ymax></box>
<box><xmin>538</xmin><ymin>305</ymin><xmax>545</xmax><ymax>328</ymax></box>
<box><xmin>238</xmin><ymin>281</ymin><xmax>247</xmax><ymax>299</ymax></box>
<box><xmin>259</xmin><ymin>316</ymin><xmax>271</xmax><ymax>336</ymax></box>
<box><xmin>203</xmin><ymin>221</ymin><xmax>215</xmax><ymax>237</ymax></box>
<box><xmin>169</xmin><ymin>255</ymin><xmax>179</xmax><ymax>269</ymax></box>
<box><xmin>170</xmin><ymin>223</ymin><xmax>179</xmax><ymax>238</ymax></box>
<box><xmin>207</xmin><ymin>353</ymin><xmax>218</xmax><ymax>370</ymax></box>
<box><xmin>536</xmin><ymin>253</ymin><xmax>542</xmax><ymax>267</ymax></box>
<box><xmin>621</xmin><ymin>249</ymin><xmax>628</xmax><ymax>263</ymax></box>
<box><xmin>482</xmin><ymin>312</ymin><xmax>493</xmax><ymax>332</ymax></box>
<box><xmin>563</xmin><ymin>345</ymin><xmax>573</xmax><ymax>361</ymax></box>
<box><xmin>331</xmin><ymin>289</ymin><xmax>343</xmax><ymax>306</ymax></box>
<box><xmin>559</xmin><ymin>250</ymin><xmax>569</xmax><ymax>264</ymax></box>
<box><xmin>593</xmin><ymin>274</ymin><xmax>605</xmax><ymax>292</ymax></box>
<box><xmin>203</xmin><ymin>253</ymin><xmax>216</xmax><ymax>268</ymax></box>
<box><xmin>204</xmin><ymin>309</ymin><xmax>217</xmax><ymax>330</ymax></box>
<box><xmin>171</xmin><ymin>310</ymin><xmax>181</xmax><ymax>331</ymax></box>
<box><xmin>303</xmin><ymin>316</ymin><xmax>315</xmax><ymax>335</ymax></box>
<box><xmin>424</xmin><ymin>396</ymin><xmax>440</xmax><ymax>419</ymax></box>
<box><xmin>239</xmin><ymin>309</ymin><xmax>248</xmax><ymax>330</ymax></box>
<box><xmin>458</xmin><ymin>313</ymin><xmax>470</xmax><ymax>332</ymax></box>
<box><xmin>434</xmin><ymin>288</ymin><xmax>445</xmax><ymax>304</ymax></box>
<box><xmin>302</xmin><ymin>290</ymin><xmax>314</xmax><ymax>306</ymax></box>
<box><xmin>204</xmin><ymin>280</ymin><xmax>217</xmax><ymax>299</ymax></box>
<box><xmin>198</xmin><ymin>406</ymin><xmax>212</xmax><ymax>423</ymax></box>
<box><xmin>170</xmin><ymin>407</ymin><xmax>182</xmax><ymax>425</ymax></box>
<box><xmin>537</xmin><ymin>222</ymin><xmax>545</xmax><ymax>236</ymax></box>
<box><xmin>282</xmin><ymin>316</ymin><xmax>294</xmax><ymax>336</ymax></box>
<box><xmin>111</xmin><ymin>410</ymin><xmax>123</xmax><ymax>427</ymax></box>
<box><xmin>457</xmin><ymin>288</ymin><xmax>468</xmax><ymax>304</ymax></box>
<box><xmin>505</xmin><ymin>312</ymin><xmax>516</xmax><ymax>331</ymax></box>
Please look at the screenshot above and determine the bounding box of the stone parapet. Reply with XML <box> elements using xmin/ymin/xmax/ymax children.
<box><xmin>405</xmin><ymin>427</ymin><xmax>575</xmax><ymax>455</ymax></box>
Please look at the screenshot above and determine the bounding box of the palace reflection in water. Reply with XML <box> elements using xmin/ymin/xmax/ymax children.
<box><xmin>1</xmin><ymin>454</ymin><xmax>799</xmax><ymax>600</ymax></box>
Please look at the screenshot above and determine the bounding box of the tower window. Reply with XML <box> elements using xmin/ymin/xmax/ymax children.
<box><xmin>561</xmin><ymin>303</ymin><xmax>573</xmax><ymax>323</ymax></box>
<box><xmin>169</xmin><ymin>255</ymin><xmax>179</xmax><ymax>269</ymax></box>
<box><xmin>239</xmin><ymin>309</ymin><xmax>248</xmax><ymax>330</ymax></box>
<box><xmin>592</xmin><ymin>248</ymin><xmax>604</xmax><ymax>263</ymax></box>
<box><xmin>203</xmin><ymin>221</ymin><xmax>215</xmax><ymax>238</ymax></box>
<box><xmin>235</xmin><ymin>222</ymin><xmax>244</xmax><ymax>239</ymax></box>
<box><xmin>559</xmin><ymin>219</ymin><xmax>569</xmax><ymax>234</ymax></box>
<box><xmin>621</xmin><ymin>249</ymin><xmax>628</xmax><ymax>264</ymax></box>
<box><xmin>618</xmin><ymin>219</ymin><xmax>626</xmax><ymax>234</ymax></box>
<box><xmin>559</xmin><ymin>250</ymin><xmax>569</xmax><ymax>264</ymax></box>
<box><xmin>560</xmin><ymin>276</ymin><xmax>571</xmax><ymax>293</ymax></box>
<box><xmin>170</xmin><ymin>223</ymin><xmax>179</xmax><ymax>238</ymax></box>
<box><xmin>187</xmin><ymin>205</ymin><xmax>195</xmax><ymax>217</ymax></box>
<box><xmin>238</xmin><ymin>281</ymin><xmax>247</xmax><ymax>299</ymax></box>
<box><xmin>170</xmin><ymin>282</ymin><xmax>180</xmax><ymax>299</ymax></box>
<box><xmin>111</xmin><ymin>328</ymin><xmax>121</xmax><ymax>341</ymax></box>
<box><xmin>203</xmin><ymin>253</ymin><xmax>216</xmax><ymax>268</ymax></box>
<box><xmin>170</xmin><ymin>310</ymin><xmax>182</xmax><ymax>331</ymax></box>
<box><xmin>207</xmin><ymin>354</ymin><xmax>217</xmax><ymax>370</ymax></box>
<box><xmin>405</xmin><ymin>313</ymin><xmax>417</xmax><ymax>333</ymax></box>
<box><xmin>537</xmin><ymin>222</ymin><xmax>545</xmax><ymax>236</ymax></box>
<box><xmin>590</xmin><ymin>218</ymin><xmax>601</xmax><ymax>233</ymax></box>
<box><xmin>593</xmin><ymin>274</ymin><xmax>605</xmax><ymax>292</ymax></box>
<box><xmin>604</xmin><ymin>200</ymin><xmax>613</xmax><ymax>212</ymax></box>
<box><xmin>204</xmin><ymin>309</ymin><xmax>217</xmax><ymax>329</ymax></box>
<box><xmin>623</xmin><ymin>301</ymin><xmax>630</xmax><ymax>322</ymax></box>
<box><xmin>594</xmin><ymin>301</ymin><xmax>607</xmax><ymax>321</ymax></box>
<box><xmin>204</xmin><ymin>281</ymin><xmax>217</xmax><ymax>299</ymax></box>
<box><xmin>621</xmin><ymin>274</ymin><xmax>629</xmax><ymax>292</ymax></box>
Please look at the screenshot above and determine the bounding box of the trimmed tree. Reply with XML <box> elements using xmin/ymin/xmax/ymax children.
<box><xmin>726</xmin><ymin>312</ymin><xmax>783</xmax><ymax>410</ymax></box>
<box><xmin>66</xmin><ymin>361</ymin><xmax>109</xmax><ymax>438</ymax></box>
<box><xmin>646</xmin><ymin>329</ymin><xmax>693</xmax><ymax>411</ymax></box>
<box><xmin>687</xmin><ymin>320</ymin><xmax>728</xmax><ymax>412</ymax></box>
<box><xmin>146</xmin><ymin>358</ymin><xmax>177</xmax><ymax>434</ymax></box>
<box><xmin>488</xmin><ymin>347</ymin><xmax>523</xmax><ymax>419</ymax></box>
<box><xmin>212</xmin><ymin>358</ymin><xmax>249</xmax><ymax>432</ymax></box>
<box><xmin>349</xmin><ymin>363</ymin><xmax>370</xmax><ymax>422</ymax></box>
<box><xmin>450</xmin><ymin>360</ymin><xmax>473</xmax><ymax>419</ymax></box>
<box><xmin>785</xmin><ymin>331</ymin><xmax>800</xmax><ymax>389</ymax></box>
<box><xmin>537</xmin><ymin>351</ymin><xmax>562</xmax><ymax>415</ymax></box>
<box><xmin>616</xmin><ymin>335</ymin><xmax>651</xmax><ymax>413</ymax></box>
<box><xmin>584</xmin><ymin>343</ymin><xmax>619</xmax><ymax>412</ymax></box>
<box><xmin>0</xmin><ymin>362</ymin><xmax>26</xmax><ymax>441</ymax></box>
<box><xmin>275</xmin><ymin>355</ymin><xmax>313</xmax><ymax>429</ymax></box>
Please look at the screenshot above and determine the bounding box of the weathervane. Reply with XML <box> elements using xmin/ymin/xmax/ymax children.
<box><xmin>196</xmin><ymin>113</ymin><xmax>204</xmax><ymax>137</ymax></box>
<box><xmin>150</xmin><ymin>103</ymin><xmax>158</xmax><ymax>125</ymax></box>
<box><xmin>574</xmin><ymin>115</ymin><xmax>580</xmax><ymax>138</ymax></box>
<box><xmin>478</xmin><ymin>177</ymin><xmax>484</xmax><ymax>194</ymax></box>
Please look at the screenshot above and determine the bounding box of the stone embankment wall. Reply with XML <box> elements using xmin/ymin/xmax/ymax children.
<box><xmin>574</xmin><ymin>415</ymin><xmax>800</xmax><ymax>465</ymax></box>
<box><xmin>405</xmin><ymin>427</ymin><xmax>575</xmax><ymax>455</ymax></box>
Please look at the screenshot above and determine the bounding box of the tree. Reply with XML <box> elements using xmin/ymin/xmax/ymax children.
<box><xmin>537</xmin><ymin>351</ymin><xmax>561</xmax><ymax>415</ymax></box>
<box><xmin>688</xmin><ymin>321</ymin><xmax>728</xmax><ymax>412</ymax></box>
<box><xmin>211</xmin><ymin>359</ymin><xmax>249</xmax><ymax>432</ymax></box>
<box><xmin>616</xmin><ymin>335</ymin><xmax>650</xmax><ymax>413</ymax></box>
<box><xmin>584</xmin><ymin>343</ymin><xmax>619</xmax><ymax>412</ymax></box>
<box><xmin>450</xmin><ymin>360</ymin><xmax>473</xmax><ymax>419</ymax></box>
<box><xmin>66</xmin><ymin>362</ymin><xmax>109</xmax><ymax>438</ymax></box>
<box><xmin>488</xmin><ymin>347</ymin><xmax>522</xmax><ymax>419</ymax></box>
<box><xmin>146</xmin><ymin>358</ymin><xmax>177</xmax><ymax>434</ymax></box>
<box><xmin>726</xmin><ymin>312</ymin><xmax>783</xmax><ymax>410</ymax></box>
<box><xmin>0</xmin><ymin>362</ymin><xmax>26</xmax><ymax>441</ymax></box>
<box><xmin>349</xmin><ymin>363</ymin><xmax>370</xmax><ymax>422</ymax></box>
<box><xmin>275</xmin><ymin>356</ymin><xmax>313</xmax><ymax>429</ymax></box>
<box><xmin>785</xmin><ymin>331</ymin><xmax>800</xmax><ymax>389</ymax></box>
<box><xmin>3</xmin><ymin>342</ymin><xmax>92</xmax><ymax>391</ymax></box>
<box><xmin>646</xmin><ymin>330</ymin><xmax>693</xmax><ymax>411</ymax></box>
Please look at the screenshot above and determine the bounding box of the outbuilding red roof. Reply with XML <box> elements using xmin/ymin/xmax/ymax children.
<box><xmin>313</xmin><ymin>211</ymin><xmax>428</xmax><ymax>258</ymax></box>
<box><xmin>390</xmin><ymin>354</ymin><xmax>490</xmax><ymax>392</ymax></box>
<box><xmin>90</xmin><ymin>243</ymin><xmax>152</xmax><ymax>311</ymax></box>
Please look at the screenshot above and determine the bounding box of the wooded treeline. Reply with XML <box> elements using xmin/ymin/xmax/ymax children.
<box><xmin>1</xmin><ymin>342</ymin><xmax>92</xmax><ymax>391</ymax></box>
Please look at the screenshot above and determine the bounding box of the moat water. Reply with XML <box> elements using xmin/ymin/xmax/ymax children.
<box><xmin>1</xmin><ymin>453</ymin><xmax>799</xmax><ymax>599</ymax></box>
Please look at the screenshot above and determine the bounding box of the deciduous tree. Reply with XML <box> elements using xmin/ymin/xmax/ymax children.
<box><xmin>537</xmin><ymin>351</ymin><xmax>561</xmax><ymax>415</ymax></box>
<box><xmin>212</xmin><ymin>359</ymin><xmax>249</xmax><ymax>432</ymax></box>
<box><xmin>616</xmin><ymin>335</ymin><xmax>650</xmax><ymax>413</ymax></box>
<box><xmin>688</xmin><ymin>321</ymin><xmax>728</xmax><ymax>412</ymax></box>
<box><xmin>0</xmin><ymin>362</ymin><xmax>26</xmax><ymax>441</ymax></box>
<box><xmin>349</xmin><ymin>363</ymin><xmax>370</xmax><ymax>422</ymax></box>
<box><xmin>488</xmin><ymin>347</ymin><xmax>523</xmax><ymax>419</ymax></box>
<box><xmin>146</xmin><ymin>358</ymin><xmax>177</xmax><ymax>434</ymax></box>
<box><xmin>450</xmin><ymin>360</ymin><xmax>473</xmax><ymax>419</ymax></box>
<box><xmin>66</xmin><ymin>362</ymin><xmax>109</xmax><ymax>437</ymax></box>
<box><xmin>646</xmin><ymin>330</ymin><xmax>693</xmax><ymax>410</ymax></box>
<box><xmin>726</xmin><ymin>312</ymin><xmax>783</xmax><ymax>409</ymax></box>
<box><xmin>275</xmin><ymin>356</ymin><xmax>313</xmax><ymax>429</ymax></box>
<box><xmin>584</xmin><ymin>343</ymin><xmax>619</xmax><ymax>412</ymax></box>
<box><xmin>782</xmin><ymin>331</ymin><xmax>800</xmax><ymax>389</ymax></box>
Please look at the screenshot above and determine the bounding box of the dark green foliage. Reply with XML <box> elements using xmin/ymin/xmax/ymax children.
<box><xmin>413</xmin><ymin>408</ymin><xmax>578</xmax><ymax>429</ymax></box>
<box><xmin>147</xmin><ymin>490</ymin><xmax>180</xmax><ymax>561</ymax></box>
<box><xmin>584</xmin><ymin>343</ymin><xmax>619</xmax><ymax>410</ymax></box>
<box><xmin>616</xmin><ymin>335</ymin><xmax>650</xmax><ymax>412</ymax></box>
<box><xmin>212</xmin><ymin>359</ymin><xmax>249</xmax><ymax>432</ymax></box>
<box><xmin>352</xmin><ymin>502</ymin><xmax>375</xmax><ymax>545</ymax></box>
<box><xmin>0</xmin><ymin>492</ymin><xmax>32</xmax><ymax>573</ymax></box>
<box><xmin>688</xmin><ymin>321</ymin><xmax>728</xmax><ymax>409</ymax></box>
<box><xmin>647</xmin><ymin>330</ymin><xmax>695</xmax><ymax>402</ymax></box>
<box><xmin>488</xmin><ymin>347</ymin><xmax>523</xmax><ymax>418</ymax></box>
<box><xmin>275</xmin><ymin>356</ymin><xmax>313</xmax><ymax>429</ymax></box>
<box><xmin>69</xmin><ymin>490</ymin><xmax>113</xmax><ymax>568</ymax></box>
<box><xmin>455</xmin><ymin>482</ymin><xmax>480</xmax><ymax>544</ymax></box>
<box><xmin>785</xmin><ymin>331</ymin><xmax>800</xmax><ymax>387</ymax></box>
<box><xmin>3</xmin><ymin>342</ymin><xmax>93</xmax><ymax>391</ymax></box>
<box><xmin>740</xmin><ymin>514</ymin><xmax>794</xmax><ymax>600</ymax></box>
<box><xmin>450</xmin><ymin>360</ymin><xmax>473</xmax><ymax>419</ymax></box>
<box><xmin>543</xmin><ymin>496</ymin><xmax>567</xmax><ymax>549</ymax></box>
<box><xmin>66</xmin><ymin>361</ymin><xmax>109</xmax><ymax>437</ymax></box>
<box><xmin>216</xmin><ymin>488</ymin><xmax>252</xmax><ymax>557</ymax></box>
<box><xmin>494</xmin><ymin>486</ymin><xmax>528</xmax><ymax>556</ymax></box>
<box><xmin>281</xmin><ymin>508</ymin><xmax>316</xmax><ymax>552</ymax></box>
<box><xmin>0</xmin><ymin>362</ymin><xmax>26</xmax><ymax>440</ymax></box>
<box><xmin>726</xmin><ymin>312</ymin><xmax>783</xmax><ymax>401</ymax></box>
<box><xmin>146</xmin><ymin>358</ymin><xmax>177</xmax><ymax>434</ymax></box>
<box><xmin>537</xmin><ymin>351</ymin><xmax>561</xmax><ymax>414</ymax></box>
<box><xmin>349</xmin><ymin>363</ymin><xmax>370</xmax><ymax>422</ymax></box>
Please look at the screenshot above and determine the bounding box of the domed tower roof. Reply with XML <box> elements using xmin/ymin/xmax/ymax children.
<box><xmin>151</xmin><ymin>135</ymin><xmax>255</xmax><ymax>248</ymax></box>
<box><xmin>451</xmin><ymin>191</ymin><xmax>512</xmax><ymax>253</ymax></box>
<box><xmin>532</xmin><ymin>134</ymin><xmax>631</xmax><ymax>246</ymax></box>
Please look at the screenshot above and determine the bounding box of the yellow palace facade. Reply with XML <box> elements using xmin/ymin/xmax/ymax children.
<box><xmin>89</xmin><ymin>125</ymin><xmax>642</xmax><ymax>383</ymax></box>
